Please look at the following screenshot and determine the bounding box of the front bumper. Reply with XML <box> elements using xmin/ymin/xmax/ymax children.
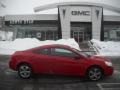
<box><xmin>104</xmin><ymin>66</ymin><xmax>114</xmax><ymax>76</ymax></box>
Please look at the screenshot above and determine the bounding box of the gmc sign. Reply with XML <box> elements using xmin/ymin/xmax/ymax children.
<box><xmin>71</xmin><ymin>11</ymin><xmax>90</xmax><ymax>16</ymax></box>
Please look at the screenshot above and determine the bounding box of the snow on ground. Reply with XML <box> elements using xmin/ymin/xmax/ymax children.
<box><xmin>0</xmin><ymin>38</ymin><xmax>80</xmax><ymax>55</ymax></box>
<box><xmin>91</xmin><ymin>39</ymin><xmax>120</xmax><ymax>56</ymax></box>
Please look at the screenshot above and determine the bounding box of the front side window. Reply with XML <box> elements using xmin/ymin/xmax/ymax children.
<box><xmin>51</xmin><ymin>48</ymin><xmax>77</xmax><ymax>57</ymax></box>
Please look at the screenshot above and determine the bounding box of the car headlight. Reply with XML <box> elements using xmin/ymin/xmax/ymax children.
<box><xmin>105</xmin><ymin>61</ymin><xmax>112</xmax><ymax>66</ymax></box>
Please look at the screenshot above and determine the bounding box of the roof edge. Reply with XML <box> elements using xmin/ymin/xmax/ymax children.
<box><xmin>34</xmin><ymin>2</ymin><xmax>120</xmax><ymax>13</ymax></box>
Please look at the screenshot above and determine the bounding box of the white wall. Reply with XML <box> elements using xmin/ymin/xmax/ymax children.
<box><xmin>58</xmin><ymin>5</ymin><xmax>103</xmax><ymax>40</ymax></box>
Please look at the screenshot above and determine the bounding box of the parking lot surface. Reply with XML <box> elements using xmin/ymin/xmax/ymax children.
<box><xmin>0</xmin><ymin>55</ymin><xmax>120</xmax><ymax>90</ymax></box>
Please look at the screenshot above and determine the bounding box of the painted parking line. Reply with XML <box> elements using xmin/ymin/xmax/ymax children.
<box><xmin>114</xmin><ymin>70</ymin><xmax>120</xmax><ymax>79</ymax></box>
<box><xmin>114</xmin><ymin>70</ymin><xmax>120</xmax><ymax>73</ymax></box>
<box><xmin>97</xmin><ymin>83</ymin><xmax>120</xmax><ymax>90</ymax></box>
<box><xmin>23</xmin><ymin>85</ymin><xmax>33</xmax><ymax>90</ymax></box>
<box><xmin>5</xmin><ymin>69</ymin><xmax>17</xmax><ymax>75</ymax></box>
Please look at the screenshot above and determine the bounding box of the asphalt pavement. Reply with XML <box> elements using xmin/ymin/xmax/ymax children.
<box><xmin>0</xmin><ymin>55</ymin><xmax>120</xmax><ymax>90</ymax></box>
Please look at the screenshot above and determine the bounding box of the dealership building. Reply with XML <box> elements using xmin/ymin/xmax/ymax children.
<box><xmin>3</xmin><ymin>2</ymin><xmax>120</xmax><ymax>43</ymax></box>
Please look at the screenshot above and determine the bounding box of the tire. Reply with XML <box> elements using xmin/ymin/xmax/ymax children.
<box><xmin>86</xmin><ymin>66</ymin><xmax>103</xmax><ymax>81</ymax></box>
<box><xmin>18</xmin><ymin>64</ymin><xmax>32</xmax><ymax>79</ymax></box>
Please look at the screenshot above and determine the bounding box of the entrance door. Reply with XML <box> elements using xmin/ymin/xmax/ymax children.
<box><xmin>71</xmin><ymin>22</ymin><xmax>92</xmax><ymax>43</ymax></box>
<box><xmin>73</xmin><ymin>31</ymin><xmax>84</xmax><ymax>43</ymax></box>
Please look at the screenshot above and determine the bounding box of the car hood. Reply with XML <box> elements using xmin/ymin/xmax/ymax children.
<box><xmin>89</xmin><ymin>55</ymin><xmax>110</xmax><ymax>62</ymax></box>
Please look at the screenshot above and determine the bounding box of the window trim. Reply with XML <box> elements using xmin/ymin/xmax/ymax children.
<box><xmin>33</xmin><ymin>47</ymin><xmax>51</xmax><ymax>55</ymax></box>
<box><xmin>49</xmin><ymin>47</ymin><xmax>79</xmax><ymax>58</ymax></box>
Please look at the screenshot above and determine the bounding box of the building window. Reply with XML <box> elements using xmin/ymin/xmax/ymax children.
<box><xmin>0</xmin><ymin>31</ymin><xmax>13</xmax><ymax>41</ymax></box>
<box><xmin>17</xmin><ymin>29</ymin><xmax>25</xmax><ymax>38</ymax></box>
<box><xmin>17</xmin><ymin>29</ymin><xmax>58</xmax><ymax>41</ymax></box>
<box><xmin>104</xmin><ymin>25</ymin><xmax>120</xmax><ymax>41</ymax></box>
<box><xmin>71</xmin><ymin>22</ymin><xmax>92</xmax><ymax>43</ymax></box>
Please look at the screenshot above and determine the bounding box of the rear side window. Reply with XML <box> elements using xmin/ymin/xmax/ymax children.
<box><xmin>34</xmin><ymin>48</ymin><xmax>50</xmax><ymax>55</ymax></box>
<box><xmin>40</xmin><ymin>48</ymin><xmax>50</xmax><ymax>54</ymax></box>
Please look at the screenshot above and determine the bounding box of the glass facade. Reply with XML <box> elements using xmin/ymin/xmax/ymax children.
<box><xmin>71</xmin><ymin>22</ymin><xmax>92</xmax><ymax>43</ymax></box>
<box><xmin>14</xmin><ymin>21</ymin><xmax>59</xmax><ymax>40</ymax></box>
<box><xmin>16</xmin><ymin>22</ymin><xmax>92</xmax><ymax>42</ymax></box>
<box><xmin>104</xmin><ymin>24</ymin><xmax>120</xmax><ymax>41</ymax></box>
<box><xmin>17</xmin><ymin>29</ymin><xmax>58</xmax><ymax>40</ymax></box>
<box><xmin>5</xmin><ymin>20</ymin><xmax>120</xmax><ymax>42</ymax></box>
<box><xmin>0</xmin><ymin>31</ymin><xmax>13</xmax><ymax>41</ymax></box>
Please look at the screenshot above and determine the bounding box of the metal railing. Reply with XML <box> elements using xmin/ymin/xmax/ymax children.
<box><xmin>88</xmin><ymin>41</ymin><xmax>100</xmax><ymax>54</ymax></box>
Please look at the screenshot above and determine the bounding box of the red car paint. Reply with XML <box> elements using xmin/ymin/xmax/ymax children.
<box><xmin>9</xmin><ymin>44</ymin><xmax>114</xmax><ymax>77</ymax></box>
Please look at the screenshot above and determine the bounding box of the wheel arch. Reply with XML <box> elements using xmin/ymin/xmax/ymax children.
<box><xmin>86</xmin><ymin>65</ymin><xmax>104</xmax><ymax>75</ymax></box>
<box><xmin>16</xmin><ymin>62</ymin><xmax>33</xmax><ymax>72</ymax></box>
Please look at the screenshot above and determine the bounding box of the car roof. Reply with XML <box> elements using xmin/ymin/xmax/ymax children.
<box><xmin>40</xmin><ymin>44</ymin><xmax>72</xmax><ymax>49</ymax></box>
<box><xmin>22</xmin><ymin>44</ymin><xmax>74</xmax><ymax>52</ymax></box>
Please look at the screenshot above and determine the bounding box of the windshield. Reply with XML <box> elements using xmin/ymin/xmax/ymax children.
<box><xmin>73</xmin><ymin>48</ymin><xmax>89</xmax><ymax>57</ymax></box>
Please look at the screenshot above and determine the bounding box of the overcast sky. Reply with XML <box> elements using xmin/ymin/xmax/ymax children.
<box><xmin>0</xmin><ymin>0</ymin><xmax>120</xmax><ymax>16</ymax></box>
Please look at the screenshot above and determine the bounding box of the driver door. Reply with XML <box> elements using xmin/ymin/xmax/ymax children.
<box><xmin>48</xmin><ymin>47</ymin><xmax>85</xmax><ymax>76</ymax></box>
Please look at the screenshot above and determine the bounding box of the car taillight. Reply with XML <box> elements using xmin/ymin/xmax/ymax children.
<box><xmin>9</xmin><ymin>55</ymin><xmax>16</xmax><ymax>70</ymax></box>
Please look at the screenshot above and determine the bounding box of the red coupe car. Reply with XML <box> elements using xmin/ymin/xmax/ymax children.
<box><xmin>9</xmin><ymin>44</ymin><xmax>114</xmax><ymax>81</ymax></box>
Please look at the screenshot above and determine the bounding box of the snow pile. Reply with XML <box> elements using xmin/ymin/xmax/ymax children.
<box><xmin>91</xmin><ymin>39</ymin><xmax>120</xmax><ymax>56</ymax></box>
<box><xmin>55</xmin><ymin>39</ymin><xmax>80</xmax><ymax>50</ymax></box>
<box><xmin>0</xmin><ymin>38</ymin><xmax>80</xmax><ymax>55</ymax></box>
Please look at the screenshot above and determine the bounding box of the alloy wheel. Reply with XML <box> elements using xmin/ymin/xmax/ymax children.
<box><xmin>87</xmin><ymin>67</ymin><xmax>103</xmax><ymax>81</ymax></box>
<box><xmin>18</xmin><ymin>64</ymin><xmax>32</xmax><ymax>79</ymax></box>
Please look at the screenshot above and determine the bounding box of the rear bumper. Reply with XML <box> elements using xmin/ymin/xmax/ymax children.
<box><xmin>9</xmin><ymin>60</ymin><xmax>16</xmax><ymax>70</ymax></box>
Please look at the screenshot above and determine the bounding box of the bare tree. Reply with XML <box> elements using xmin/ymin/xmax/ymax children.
<box><xmin>0</xmin><ymin>2</ymin><xmax>6</xmax><ymax>8</ymax></box>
